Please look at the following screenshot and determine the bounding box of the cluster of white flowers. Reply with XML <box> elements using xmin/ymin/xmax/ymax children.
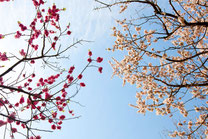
<box><xmin>109</xmin><ymin>0</ymin><xmax>208</xmax><ymax>138</ymax></box>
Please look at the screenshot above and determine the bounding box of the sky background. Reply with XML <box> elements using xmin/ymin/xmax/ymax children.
<box><xmin>0</xmin><ymin>0</ymin><xmax>176</xmax><ymax>139</ymax></box>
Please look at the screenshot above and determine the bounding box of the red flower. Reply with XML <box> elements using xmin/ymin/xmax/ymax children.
<box><xmin>96</xmin><ymin>57</ymin><xmax>103</xmax><ymax>63</ymax></box>
<box><xmin>33</xmin><ymin>115</ymin><xmax>39</xmax><ymax>120</ymax></box>
<box><xmin>32</xmin><ymin>73</ymin><xmax>35</xmax><ymax>78</ymax></box>
<box><xmin>51</xmin><ymin>42</ymin><xmax>56</xmax><ymax>50</ymax></box>
<box><xmin>0</xmin><ymin>52</ymin><xmax>8</xmax><ymax>61</ymax></box>
<box><xmin>45</xmin><ymin>92</ymin><xmax>51</xmax><ymax>100</ymax></box>
<box><xmin>15</xmin><ymin>103</ymin><xmax>19</xmax><ymax>107</ymax></box>
<box><xmin>44</xmin><ymin>29</ymin><xmax>49</xmax><ymax>37</ymax></box>
<box><xmin>63</xmin><ymin>103</ymin><xmax>67</xmax><ymax>107</ymax></box>
<box><xmin>48</xmin><ymin>119</ymin><xmax>53</xmax><ymax>123</ymax></box>
<box><xmin>36</xmin><ymin>136</ymin><xmax>41</xmax><ymax>139</ymax></box>
<box><xmin>7</xmin><ymin>112</ymin><xmax>16</xmax><ymax>123</ymax></box>
<box><xmin>37</xmin><ymin>106</ymin><xmax>41</xmax><ymax>110</ymax></box>
<box><xmin>11</xmin><ymin>128</ymin><xmax>17</xmax><ymax>133</ymax></box>
<box><xmin>87</xmin><ymin>58</ymin><xmax>92</xmax><ymax>63</ymax></box>
<box><xmin>68</xmin><ymin>66</ymin><xmax>75</xmax><ymax>74</ymax></box>
<box><xmin>57</xmin><ymin>126</ymin><xmax>62</xmax><ymax>130</ymax></box>
<box><xmin>78</xmin><ymin>74</ymin><xmax>82</xmax><ymax>79</ymax></box>
<box><xmin>9</xmin><ymin>104</ymin><xmax>12</xmax><ymax>109</ymax></box>
<box><xmin>52</xmin><ymin>112</ymin><xmax>57</xmax><ymax>118</ymax></box>
<box><xmin>18</xmin><ymin>22</ymin><xmax>27</xmax><ymax>31</ymax></box>
<box><xmin>28</xmin><ymin>87</ymin><xmax>32</xmax><ymax>91</ymax></box>
<box><xmin>69</xmin><ymin>110</ymin><xmax>73</xmax><ymax>114</ymax></box>
<box><xmin>67</xmin><ymin>31</ymin><xmax>71</xmax><ymax>35</ymax></box>
<box><xmin>42</xmin><ymin>87</ymin><xmax>49</xmax><ymax>93</ymax></box>
<box><xmin>56</xmin><ymin>96</ymin><xmax>61</xmax><ymax>100</ymax></box>
<box><xmin>16</xmin><ymin>121</ymin><xmax>20</xmax><ymax>125</ymax></box>
<box><xmin>80</xmin><ymin>82</ymin><xmax>86</xmax><ymax>87</ymax></box>
<box><xmin>68</xmin><ymin>76</ymin><xmax>74</xmax><ymax>83</ymax></box>
<box><xmin>58</xmin><ymin>121</ymin><xmax>62</xmax><ymax>125</ymax></box>
<box><xmin>39</xmin><ymin>0</ymin><xmax>44</xmax><ymax>5</ymax></box>
<box><xmin>54</xmin><ymin>36</ymin><xmax>58</xmax><ymax>41</ymax></box>
<box><xmin>63</xmin><ymin>83</ymin><xmax>68</xmax><ymax>88</ymax></box>
<box><xmin>59</xmin><ymin>115</ymin><xmax>65</xmax><ymax>120</ymax></box>
<box><xmin>62</xmin><ymin>92</ymin><xmax>67</xmax><ymax>98</ymax></box>
<box><xmin>88</xmin><ymin>51</ymin><xmax>92</xmax><ymax>56</ymax></box>
<box><xmin>98</xmin><ymin>67</ymin><xmax>103</xmax><ymax>73</ymax></box>
<box><xmin>30</xmin><ymin>60</ymin><xmax>35</xmax><ymax>64</ymax></box>
<box><xmin>58</xmin><ymin>106</ymin><xmax>63</xmax><ymax>111</ymax></box>
<box><xmin>28</xmin><ymin>79</ymin><xmax>32</xmax><ymax>82</ymax></box>
<box><xmin>21</xmin><ymin>123</ymin><xmax>26</xmax><ymax>128</ymax></box>
<box><xmin>15</xmin><ymin>31</ymin><xmax>21</xmax><ymax>39</ymax></box>
<box><xmin>4</xmin><ymin>100</ymin><xmax>8</xmax><ymax>104</ymax></box>
<box><xmin>42</xmin><ymin>103</ymin><xmax>46</xmax><ymax>106</ymax></box>
<box><xmin>51</xmin><ymin>124</ymin><xmax>56</xmax><ymax>130</ymax></box>
<box><xmin>0</xmin><ymin>120</ymin><xmax>6</xmax><ymax>127</ymax></box>
<box><xmin>40</xmin><ymin>115</ymin><xmax>46</xmax><ymax>120</ymax></box>
<box><xmin>19</xmin><ymin>96</ymin><xmax>25</xmax><ymax>104</ymax></box>
<box><xmin>37</xmin><ymin>11</ymin><xmax>42</xmax><ymax>18</ymax></box>
<box><xmin>32</xmin><ymin>44</ymin><xmax>38</xmax><ymax>50</ymax></box>
<box><xmin>19</xmin><ymin>49</ymin><xmax>26</xmax><ymax>56</ymax></box>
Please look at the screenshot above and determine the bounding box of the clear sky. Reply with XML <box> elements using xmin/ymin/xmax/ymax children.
<box><xmin>0</xmin><ymin>0</ymin><xmax>175</xmax><ymax>139</ymax></box>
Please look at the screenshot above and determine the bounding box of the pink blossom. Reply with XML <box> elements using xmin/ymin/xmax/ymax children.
<box><xmin>7</xmin><ymin>112</ymin><xmax>16</xmax><ymax>123</ymax></box>
<box><xmin>19</xmin><ymin>49</ymin><xmax>26</xmax><ymax>57</ymax></box>
<box><xmin>19</xmin><ymin>96</ymin><xmax>25</xmax><ymax>104</ymax></box>
<box><xmin>0</xmin><ymin>120</ymin><xmax>6</xmax><ymax>127</ymax></box>
<box><xmin>0</xmin><ymin>52</ymin><xmax>8</xmax><ymax>61</ymax></box>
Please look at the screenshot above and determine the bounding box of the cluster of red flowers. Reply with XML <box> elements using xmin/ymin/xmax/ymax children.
<box><xmin>13</xmin><ymin>1</ymin><xmax>71</xmax><ymax>52</ymax></box>
<box><xmin>0</xmin><ymin>0</ymin><xmax>104</xmax><ymax>138</ymax></box>
<box><xmin>0</xmin><ymin>51</ymin><xmax>103</xmax><ymax>135</ymax></box>
<box><xmin>47</xmin><ymin>4</ymin><xmax>60</xmax><ymax>22</ymax></box>
<box><xmin>32</xmin><ymin>0</ymin><xmax>44</xmax><ymax>8</ymax></box>
<box><xmin>88</xmin><ymin>51</ymin><xmax>103</xmax><ymax>73</ymax></box>
<box><xmin>18</xmin><ymin>22</ymin><xmax>27</xmax><ymax>31</ymax></box>
<box><xmin>14</xmin><ymin>31</ymin><xmax>21</xmax><ymax>38</ymax></box>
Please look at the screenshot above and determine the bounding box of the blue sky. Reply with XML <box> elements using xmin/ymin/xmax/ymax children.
<box><xmin>0</xmin><ymin>0</ymin><xmax>176</xmax><ymax>139</ymax></box>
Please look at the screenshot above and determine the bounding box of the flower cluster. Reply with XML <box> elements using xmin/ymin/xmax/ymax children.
<box><xmin>107</xmin><ymin>0</ymin><xmax>208</xmax><ymax>138</ymax></box>
<box><xmin>87</xmin><ymin>51</ymin><xmax>103</xmax><ymax>73</ymax></box>
<box><xmin>0</xmin><ymin>1</ymin><xmax>103</xmax><ymax>139</ymax></box>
